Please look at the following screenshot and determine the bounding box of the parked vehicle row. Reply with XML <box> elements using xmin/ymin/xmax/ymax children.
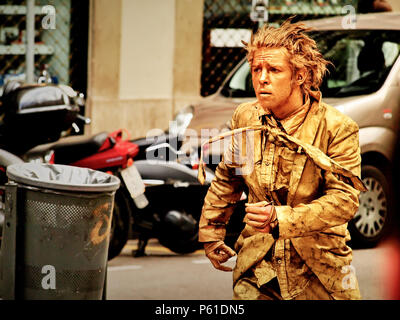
<box><xmin>1</xmin><ymin>13</ymin><xmax>399</xmax><ymax>261</ymax></box>
<box><xmin>0</xmin><ymin>81</ymin><xmax>225</xmax><ymax>260</ymax></box>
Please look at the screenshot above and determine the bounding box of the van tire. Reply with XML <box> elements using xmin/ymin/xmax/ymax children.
<box><xmin>348</xmin><ymin>165</ymin><xmax>392</xmax><ymax>248</ymax></box>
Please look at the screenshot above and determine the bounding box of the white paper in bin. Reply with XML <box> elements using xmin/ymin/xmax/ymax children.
<box><xmin>120</xmin><ymin>164</ymin><xmax>149</xmax><ymax>209</ymax></box>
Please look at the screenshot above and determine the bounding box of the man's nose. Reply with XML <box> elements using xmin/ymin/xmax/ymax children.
<box><xmin>259</xmin><ymin>68</ymin><xmax>269</xmax><ymax>83</ymax></box>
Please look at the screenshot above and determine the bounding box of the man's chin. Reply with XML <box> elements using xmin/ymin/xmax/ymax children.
<box><xmin>257</xmin><ymin>97</ymin><xmax>274</xmax><ymax>110</ymax></box>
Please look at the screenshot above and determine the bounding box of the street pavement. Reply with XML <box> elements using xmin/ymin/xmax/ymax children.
<box><xmin>106</xmin><ymin>239</ymin><xmax>391</xmax><ymax>300</ymax></box>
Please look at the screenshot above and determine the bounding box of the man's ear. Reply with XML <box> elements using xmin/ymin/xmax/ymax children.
<box><xmin>296</xmin><ymin>68</ymin><xmax>307</xmax><ymax>86</ymax></box>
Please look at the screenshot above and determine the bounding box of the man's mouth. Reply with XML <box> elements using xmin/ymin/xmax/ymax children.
<box><xmin>259</xmin><ymin>92</ymin><xmax>271</xmax><ymax>96</ymax></box>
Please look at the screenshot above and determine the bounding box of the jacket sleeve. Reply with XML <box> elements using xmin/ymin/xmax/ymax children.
<box><xmin>198</xmin><ymin>109</ymin><xmax>246</xmax><ymax>243</ymax></box>
<box><xmin>274</xmin><ymin>118</ymin><xmax>362</xmax><ymax>239</ymax></box>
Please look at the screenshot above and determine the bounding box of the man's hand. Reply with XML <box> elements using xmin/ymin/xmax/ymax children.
<box><xmin>244</xmin><ymin>201</ymin><xmax>276</xmax><ymax>233</ymax></box>
<box><xmin>204</xmin><ymin>240</ymin><xmax>236</xmax><ymax>272</ymax></box>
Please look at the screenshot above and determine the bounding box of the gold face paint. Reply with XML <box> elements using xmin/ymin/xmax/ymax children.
<box><xmin>251</xmin><ymin>47</ymin><xmax>299</xmax><ymax>119</ymax></box>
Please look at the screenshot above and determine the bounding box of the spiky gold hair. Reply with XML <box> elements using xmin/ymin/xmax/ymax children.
<box><xmin>242</xmin><ymin>17</ymin><xmax>332</xmax><ymax>94</ymax></box>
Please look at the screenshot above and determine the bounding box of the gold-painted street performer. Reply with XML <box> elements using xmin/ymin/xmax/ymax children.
<box><xmin>197</xmin><ymin>19</ymin><xmax>368</xmax><ymax>300</ymax></box>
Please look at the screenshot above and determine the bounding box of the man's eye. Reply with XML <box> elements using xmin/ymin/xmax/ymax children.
<box><xmin>270</xmin><ymin>68</ymin><xmax>279</xmax><ymax>72</ymax></box>
<box><xmin>253</xmin><ymin>68</ymin><xmax>261</xmax><ymax>72</ymax></box>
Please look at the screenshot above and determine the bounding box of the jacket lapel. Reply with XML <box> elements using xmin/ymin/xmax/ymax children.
<box><xmin>287</xmin><ymin>95</ymin><xmax>324</xmax><ymax>205</ymax></box>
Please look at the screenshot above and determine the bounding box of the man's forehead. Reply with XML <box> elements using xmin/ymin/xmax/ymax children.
<box><xmin>252</xmin><ymin>47</ymin><xmax>290</xmax><ymax>65</ymax></box>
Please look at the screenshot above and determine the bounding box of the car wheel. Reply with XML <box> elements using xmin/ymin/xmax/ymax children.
<box><xmin>348</xmin><ymin>165</ymin><xmax>392</xmax><ymax>247</ymax></box>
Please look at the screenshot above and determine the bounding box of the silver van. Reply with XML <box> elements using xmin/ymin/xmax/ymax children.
<box><xmin>174</xmin><ymin>12</ymin><xmax>400</xmax><ymax>247</ymax></box>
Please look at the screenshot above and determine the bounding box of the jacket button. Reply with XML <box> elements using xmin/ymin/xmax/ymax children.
<box><xmin>276</xmin><ymin>258</ymin><xmax>282</xmax><ymax>264</ymax></box>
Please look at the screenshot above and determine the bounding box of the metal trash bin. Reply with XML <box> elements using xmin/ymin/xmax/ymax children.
<box><xmin>0</xmin><ymin>163</ymin><xmax>120</xmax><ymax>300</ymax></box>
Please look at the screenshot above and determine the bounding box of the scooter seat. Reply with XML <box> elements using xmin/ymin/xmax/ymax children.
<box><xmin>52</xmin><ymin>131</ymin><xmax>109</xmax><ymax>164</ymax></box>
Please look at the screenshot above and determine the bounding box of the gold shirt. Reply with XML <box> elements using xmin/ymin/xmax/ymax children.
<box><xmin>199</xmin><ymin>90</ymin><xmax>364</xmax><ymax>300</ymax></box>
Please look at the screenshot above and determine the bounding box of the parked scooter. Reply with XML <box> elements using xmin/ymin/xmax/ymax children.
<box><xmin>130</xmin><ymin>141</ymin><xmax>246</xmax><ymax>256</ymax></box>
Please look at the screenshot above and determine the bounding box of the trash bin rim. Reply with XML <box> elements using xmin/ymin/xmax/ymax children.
<box><xmin>6</xmin><ymin>163</ymin><xmax>121</xmax><ymax>192</ymax></box>
<box><xmin>11</xmin><ymin>182</ymin><xmax>117</xmax><ymax>198</ymax></box>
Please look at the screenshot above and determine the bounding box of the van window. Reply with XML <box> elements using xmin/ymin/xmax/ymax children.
<box><xmin>222</xmin><ymin>30</ymin><xmax>400</xmax><ymax>99</ymax></box>
<box><xmin>314</xmin><ymin>30</ymin><xmax>400</xmax><ymax>97</ymax></box>
<box><xmin>223</xmin><ymin>61</ymin><xmax>255</xmax><ymax>97</ymax></box>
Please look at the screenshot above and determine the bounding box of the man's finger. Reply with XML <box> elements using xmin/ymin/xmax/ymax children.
<box><xmin>209</xmin><ymin>251</ymin><xmax>232</xmax><ymax>263</ymax></box>
<box><xmin>220</xmin><ymin>244</ymin><xmax>236</xmax><ymax>257</ymax></box>
<box><xmin>245</xmin><ymin>218</ymin><xmax>268</xmax><ymax>228</ymax></box>
<box><xmin>245</xmin><ymin>205</ymin><xmax>272</xmax><ymax>215</ymax></box>
<box><xmin>210</xmin><ymin>259</ymin><xmax>221</xmax><ymax>269</ymax></box>
<box><xmin>209</xmin><ymin>251</ymin><xmax>230</xmax><ymax>263</ymax></box>
<box><xmin>245</xmin><ymin>212</ymin><xmax>270</xmax><ymax>222</ymax></box>
<box><xmin>208</xmin><ymin>252</ymin><xmax>223</xmax><ymax>262</ymax></box>
<box><xmin>246</xmin><ymin>219</ymin><xmax>269</xmax><ymax>229</ymax></box>
<box><xmin>204</xmin><ymin>240</ymin><xmax>224</xmax><ymax>255</ymax></box>
<box><xmin>218</xmin><ymin>254</ymin><xmax>230</xmax><ymax>264</ymax></box>
<box><xmin>253</xmin><ymin>225</ymin><xmax>271</xmax><ymax>233</ymax></box>
<box><xmin>209</xmin><ymin>258</ymin><xmax>233</xmax><ymax>272</ymax></box>
<box><xmin>211</xmin><ymin>259</ymin><xmax>233</xmax><ymax>272</ymax></box>
<box><xmin>217</xmin><ymin>264</ymin><xmax>233</xmax><ymax>272</ymax></box>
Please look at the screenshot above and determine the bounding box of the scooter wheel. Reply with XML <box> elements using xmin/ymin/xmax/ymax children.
<box><xmin>157</xmin><ymin>210</ymin><xmax>202</xmax><ymax>254</ymax></box>
<box><xmin>108</xmin><ymin>188</ymin><xmax>131</xmax><ymax>260</ymax></box>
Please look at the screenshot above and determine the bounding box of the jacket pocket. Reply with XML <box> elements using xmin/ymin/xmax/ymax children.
<box><xmin>274</xmin><ymin>147</ymin><xmax>296</xmax><ymax>189</ymax></box>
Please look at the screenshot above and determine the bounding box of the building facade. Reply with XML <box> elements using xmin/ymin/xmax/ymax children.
<box><xmin>87</xmin><ymin>0</ymin><xmax>399</xmax><ymax>138</ymax></box>
<box><xmin>87</xmin><ymin>0</ymin><xmax>203</xmax><ymax>138</ymax></box>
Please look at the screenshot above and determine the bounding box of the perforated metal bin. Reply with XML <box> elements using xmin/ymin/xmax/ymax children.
<box><xmin>0</xmin><ymin>163</ymin><xmax>120</xmax><ymax>300</ymax></box>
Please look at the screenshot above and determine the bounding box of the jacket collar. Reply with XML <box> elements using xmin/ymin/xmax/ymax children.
<box><xmin>295</xmin><ymin>90</ymin><xmax>323</xmax><ymax>146</ymax></box>
<box><xmin>255</xmin><ymin>90</ymin><xmax>323</xmax><ymax>144</ymax></box>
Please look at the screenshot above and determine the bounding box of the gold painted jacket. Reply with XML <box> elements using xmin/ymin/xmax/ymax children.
<box><xmin>198</xmin><ymin>91</ymin><xmax>365</xmax><ymax>299</ymax></box>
